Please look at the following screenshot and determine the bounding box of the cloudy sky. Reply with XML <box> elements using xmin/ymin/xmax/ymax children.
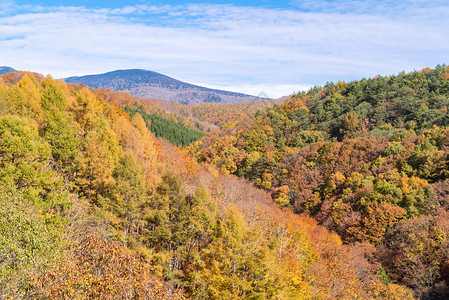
<box><xmin>1</xmin><ymin>0</ymin><xmax>449</xmax><ymax>98</ymax></box>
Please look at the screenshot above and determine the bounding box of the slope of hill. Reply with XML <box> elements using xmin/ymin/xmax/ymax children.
<box><xmin>80</xmin><ymin>84</ymin><xmax>288</xmax><ymax>135</ymax></box>
<box><xmin>138</xmin><ymin>96</ymin><xmax>289</xmax><ymax>127</ymax></box>
<box><xmin>190</xmin><ymin>65</ymin><xmax>449</xmax><ymax>299</ymax></box>
<box><xmin>0</xmin><ymin>66</ymin><xmax>16</xmax><ymax>75</ymax></box>
<box><xmin>0</xmin><ymin>71</ymin><xmax>413</xmax><ymax>299</ymax></box>
<box><xmin>90</xmin><ymin>87</ymin><xmax>216</xmax><ymax>132</ymax></box>
<box><xmin>64</xmin><ymin>69</ymin><xmax>265</xmax><ymax>105</ymax></box>
<box><xmin>187</xmin><ymin>96</ymin><xmax>289</xmax><ymax>126</ymax></box>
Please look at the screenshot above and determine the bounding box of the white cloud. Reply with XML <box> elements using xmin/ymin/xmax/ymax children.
<box><xmin>291</xmin><ymin>0</ymin><xmax>449</xmax><ymax>14</ymax></box>
<box><xmin>0</xmin><ymin>0</ymin><xmax>15</xmax><ymax>15</ymax></box>
<box><xmin>0</xmin><ymin>2</ymin><xmax>448</xmax><ymax>97</ymax></box>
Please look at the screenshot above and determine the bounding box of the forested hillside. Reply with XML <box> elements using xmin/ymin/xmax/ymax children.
<box><xmin>190</xmin><ymin>65</ymin><xmax>449</xmax><ymax>299</ymax></box>
<box><xmin>0</xmin><ymin>72</ymin><xmax>412</xmax><ymax>299</ymax></box>
<box><xmin>124</xmin><ymin>106</ymin><xmax>205</xmax><ymax>146</ymax></box>
<box><xmin>92</xmin><ymin>84</ymin><xmax>287</xmax><ymax>145</ymax></box>
<box><xmin>93</xmin><ymin>86</ymin><xmax>286</xmax><ymax>133</ymax></box>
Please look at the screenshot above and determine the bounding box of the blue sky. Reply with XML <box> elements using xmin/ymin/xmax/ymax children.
<box><xmin>1</xmin><ymin>0</ymin><xmax>449</xmax><ymax>98</ymax></box>
<box><xmin>13</xmin><ymin>1</ymin><xmax>297</xmax><ymax>10</ymax></box>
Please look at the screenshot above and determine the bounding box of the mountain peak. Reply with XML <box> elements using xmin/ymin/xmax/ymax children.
<box><xmin>65</xmin><ymin>69</ymin><xmax>265</xmax><ymax>105</ymax></box>
<box><xmin>0</xmin><ymin>66</ymin><xmax>16</xmax><ymax>75</ymax></box>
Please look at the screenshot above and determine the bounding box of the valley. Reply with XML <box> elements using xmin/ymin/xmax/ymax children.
<box><xmin>1</xmin><ymin>66</ymin><xmax>449</xmax><ymax>299</ymax></box>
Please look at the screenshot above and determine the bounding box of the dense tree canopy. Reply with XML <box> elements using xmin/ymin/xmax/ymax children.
<box><xmin>191</xmin><ymin>66</ymin><xmax>449</xmax><ymax>298</ymax></box>
<box><xmin>0</xmin><ymin>72</ymin><xmax>412</xmax><ymax>299</ymax></box>
<box><xmin>125</xmin><ymin>106</ymin><xmax>205</xmax><ymax>147</ymax></box>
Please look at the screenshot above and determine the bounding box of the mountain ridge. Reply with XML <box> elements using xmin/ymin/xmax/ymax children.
<box><xmin>0</xmin><ymin>66</ymin><xmax>16</xmax><ymax>75</ymax></box>
<box><xmin>65</xmin><ymin>69</ymin><xmax>266</xmax><ymax>105</ymax></box>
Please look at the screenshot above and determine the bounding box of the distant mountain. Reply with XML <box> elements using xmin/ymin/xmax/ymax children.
<box><xmin>64</xmin><ymin>69</ymin><xmax>266</xmax><ymax>105</ymax></box>
<box><xmin>0</xmin><ymin>66</ymin><xmax>16</xmax><ymax>75</ymax></box>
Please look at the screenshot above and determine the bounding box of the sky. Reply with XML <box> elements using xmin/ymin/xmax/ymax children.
<box><xmin>1</xmin><ymin>1</ymin><xmax>449</xmax><ymax>98</ymax></box>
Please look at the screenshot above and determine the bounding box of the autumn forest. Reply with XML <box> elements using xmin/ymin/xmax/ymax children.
<box><xmin>3</xmin><ymin>66</ymin><xmax>449</xmax><ymax>299</ymax></box>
